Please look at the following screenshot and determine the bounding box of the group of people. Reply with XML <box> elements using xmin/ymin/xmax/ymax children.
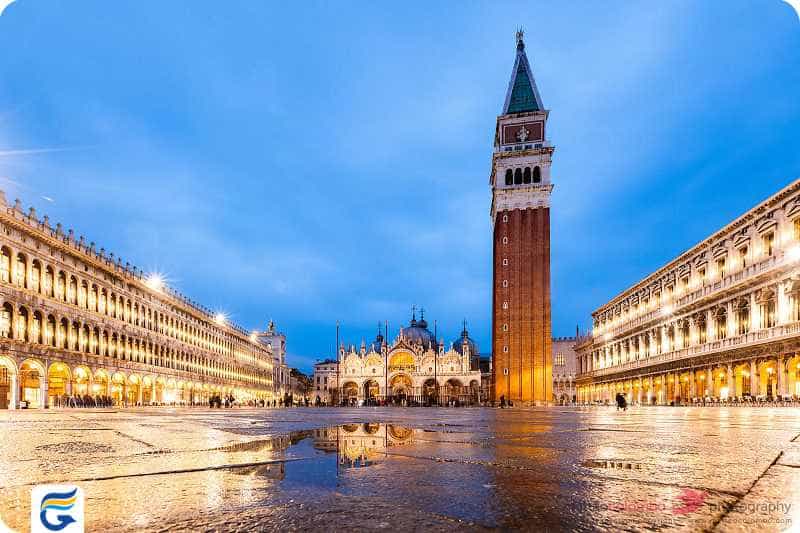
<box><xmin>50</xmin><ymin>394</ymin><xmax>115</xmax><ymax>408</ymax></box>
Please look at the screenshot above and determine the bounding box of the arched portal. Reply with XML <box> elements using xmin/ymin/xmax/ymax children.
<box><xmin>93</xmin><ymin>369</ymin><xmax>109</xmax><ymax>398</ymax></box>
<box><xmin>73</xmin><ymin>366</ymin><xmax>91</xmax><ymax>396</ymax></box>
<box><xmin>389</xmin><ymin>374</ymin><xmax>412</xmax><ymax>403</ymax></box>
<box><xmin>111</xmin><ymin>372</ymin><xmax>126</xmax><ymax>406</ymax></box>
<box><xmin>342</xmin><ymin>381</ymin><xmax>358</xmax><ymax>404</ymax></box>
<box><xmin>127</xmin><ymin>375</ymin><xmax>141</xmax><ymax>406</ymax></box>
<box><xmin>47</xmin><ymin>362</ymin><xmax>71</xmax><ymax>407</ymax></box>
<box><xmin>19</xmin><ymin>359</ymin><xmax>44</xmax><ymax>408</ymax></box>
<box><xmin>444</xmin><ymin>378</ymin><xmax>463</xmax><ymax>404</ymax></box>
<box><xmin>422</xmin><ymin>378</ymin><xmax>437</xmax><ymax>405</ymax></box>
<box><xmin>758</xmin><ymin>360</ymin><xmax>778</xmax><ymax>398</ymax></box>
<box><xmin>0</xmin><ymin>356</ymin><xmax>18</xmax><ymax>409</ymax></box>
<box><xmin>363</xmin><ymin>380</ymin><xmax>379</xmax><ymax>403</ymax></box>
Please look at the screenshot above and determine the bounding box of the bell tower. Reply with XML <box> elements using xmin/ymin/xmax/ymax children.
<box><xmin>490</xmin><ymin>30</ymin><xmax>553</xmax><ymax>405</ymax></box>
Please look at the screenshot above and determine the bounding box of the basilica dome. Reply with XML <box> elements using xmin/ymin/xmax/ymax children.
<box><xmin>452</xmin><ymin>322</ymin><xmax>479</xmax><ymax>356</ymax></box>
<box><xmin>399</xmin><ymin>311</ymin><xmax>436</xmax><ymax>350</ymax></box>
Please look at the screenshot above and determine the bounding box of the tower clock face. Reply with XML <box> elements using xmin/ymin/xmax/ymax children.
<box><xmin>502</xmin><ymin>121</ymin><xmax>543</xmax><ymax>145</ymax></box>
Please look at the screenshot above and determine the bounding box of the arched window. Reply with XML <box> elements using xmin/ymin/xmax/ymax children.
<box><xmin>523</xmin><ymin>167</ymin><xmax>531</xmax><ymax>184</ymax></box>
<box><xmin>504</xmin><ymin>169</ymin><xmax>513</xmax><ymax>186</ymax></box>
<box><xmin>0</xmin><ymin>247</ymin><xmax>10</xmax><ymax>283</ymax></box>
<box><xmin>737</xmin><ymin>300</ymin><xmax>749</xmax><ymax>335</ymax></box>
<box><xmin>533</xmin><ymin>166</ymin><xmax>541</xmax><ymax>183</ymax></box>
<box><xmin>715</xmin><ymin>308</ymin><xmax>727</xmax><ymax>340</ymax></box>
<box><xmin>514</xmin><ymin>168</ymin><xmax>522</xmax><ymax>185</ymax></box>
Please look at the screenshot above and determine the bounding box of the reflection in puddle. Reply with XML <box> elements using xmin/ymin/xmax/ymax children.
<box><xmin>312</xmin><ymin>423</ymin><xmax>418</xmax><ymax>468</ymax></box>
<box><xmin>581</xmin><ymin>459</ymin><xmax>642</xmax><ymax>470</ymax></box>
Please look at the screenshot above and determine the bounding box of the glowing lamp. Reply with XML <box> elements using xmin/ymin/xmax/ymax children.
<box><xmin>787</xmin><ymin>245</ymin><xmax>800</xmax><ymax>262</ymax></box>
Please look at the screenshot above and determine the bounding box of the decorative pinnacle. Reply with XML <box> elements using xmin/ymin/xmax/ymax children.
<box><xmin>516</xmin><ymin>27</ymin><xmax>525</xmax><ymax>50</ymax></box>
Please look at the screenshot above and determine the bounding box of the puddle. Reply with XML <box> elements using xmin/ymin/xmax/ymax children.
<box><xmin>581</xmin><ymin>459</ymin><xmax>643</xmax><ymax>470</ymax></box>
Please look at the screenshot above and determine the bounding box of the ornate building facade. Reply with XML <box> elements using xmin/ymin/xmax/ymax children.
<box><xmin>313</xmin><ymin>311</ymin><xmax>482</xmax><ymax>406</ymax></box>
<box><xmin>491</xmin><ymin>30</ymin><xmax>553</xmax><ymax>405</ymax></box>
<box><xmin>257</xmin><ymin>320</ymin><xmax>290</xmax><ymax>399</ymax></box>
<box><xmin>552</xmin><ymin>336</ymin><xmax>577</xmax><ymax>404</ymax></box>
<box><xmin>576</xmin><ymin>180</ymin><xmax>800</xmax><ymax>404</ymax></box>
<box><xmin>0</xmin><ymin>193</ymin><xmax>274</xmax><ymax>409</ymax></box>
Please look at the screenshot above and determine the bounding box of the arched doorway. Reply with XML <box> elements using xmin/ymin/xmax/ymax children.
<box><xmin>0</xmin><ymin>356</ymin><xmax>18</xmax><ymax>409</ymax></box>
<box><xmin>93</xmin><ymin>370</ymin><xmax>109</xmax><ymax>399</ymax></box>
<box><xmin>73</xmin><ymin>366</ymin><xmax>91</xmax><ymax>397</ymax></box>
<box><xmin>444</xmin><ymin>378</ymin><xmax>463</xmax><ymax>405</ymax></box>
<box><xmin>111</xmin><ymin>372</ymin><xmax>126</xmax><ymax>406</ymax></box>
<box><xmin>19</xmin><ymin>359</ymin><xmax>44</xmax><ymax>408</ymax></box>
<box><xmin>758</xmin><ymin>360</ymin><xmax>778</xmax><ymax>399</ymax></box>
<box><xmin>389</xmin><ymin>374</ymin><xmax>412</xmax><ymax>405</ymax></box>
<box><xmin>422</xmin><ymin>378</ymin><xmax>437</xmax><ymax>405</ymax></box>
<box><xmin>127</xmin><ymin>375</ymin><xmax>141</xmax><ymax>406</ymax></box>
<box><xmin>734</xmin><ymin>363</ymin><xmax>751</xmax><ymax>398</ymax></box>
<box><xmin>142</xmin><ymin>376</ymin><xmax>153</xmax><ymax>404</ymax></box>
<box><xmin>47</xmin><ymin>362</ymin><xmax>71</xmax><ymax>407</ymax></box>
<box><xmin>342</xmin><ymin>382</ymin><xmax>358</xmax><ymax>405</ymax></box>
<box><xmin>363</xmin><ymin>380</ymin><xmax>379</xmax><ymax>405</ymax></box>
<box><xmin>788</xmin><ymin>355</ymin><xmax>800</xmax><ymax>398</ymax></box>
<box><xmin>469</xmin><ymin>380</ymin><xmax>480</xmax><ymax>405</ymax></box>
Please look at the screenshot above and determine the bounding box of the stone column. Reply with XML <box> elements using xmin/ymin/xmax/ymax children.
<box><xmin>727</xmin><ymin>301</ymin><xmax>736</xmax><ymax>338</ymax></box>
<box><xmin>706</xmin><ymin>309</ymin><xmax>714</xmax><ymax>341</ymax></box>
<box><xmin>637</xmin><ymin>377</ymin><xmax>643</xmax><ymax>405</ymax></box>
<box><xmin>726</xmin><ymin>364</ymin><xmax>734</xmax><ymax>400</ymax></box>
<box><xmin>138</xmin><ymin>383</ymin><xmax>143</xmax><ymax>406</ymax></box>
<box><xmin>751</xmin><ymin>292</ymin><xmax>760</xmax><ymax>331</ymax></box>
<box><xmin>648</xmin><ymin>376</ymin><xmax>654</xmax><ymax>404</ymax></box>
<box><xmin>706</xmin><ymin>367</ymin><xmax>713</xmax><ymax>397</ymax></box>
<box><xmin>689</xmin><ymin>370</ymin><xmax>696</xmax><ymax>400</ymax></box>
<box><xmin>750</xmin><ymin>360</ymin><xmax>758</xmax><ymax>397</ymax></box>
<box><xmin>40</xmin><ymin>377</ymin><xmax>48</xmax><ymax>409</ymax></box>
<box><xmin>777</xmin><ymin>355</ymin><xmax>785</xmax><ymax>397</ymax></box>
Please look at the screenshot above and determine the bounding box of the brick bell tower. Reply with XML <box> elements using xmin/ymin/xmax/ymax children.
<box><xmin>491</xmin><ymin>30</ymin><xmax>553</xmax><ymax>405</ymax></box>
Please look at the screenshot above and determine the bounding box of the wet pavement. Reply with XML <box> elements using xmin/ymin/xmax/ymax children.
<box><xmin>1</xmin><ymin>406</ymin><xmax>798</xmax><ymax>532</ymax></box>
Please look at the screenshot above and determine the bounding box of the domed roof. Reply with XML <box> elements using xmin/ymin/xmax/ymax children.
<box><xmin>400</xmin><ymin>309</ymin><xmax>436</xmax><ymax>350</ymax></box>
<box><xmin>452</xmin><ymin>321</ymin><xmax>479</xmax><ymax>356</ymax></box>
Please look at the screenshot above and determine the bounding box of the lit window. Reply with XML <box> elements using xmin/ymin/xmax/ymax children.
<box><xmin>503</xmin><ymin>346</ymin><xmax>509</xmax><ymax>353</ymax></box>
<box><xmin>502</xmin><ymin>214</ymin><xmax>508</xmax><ymax>223</ymax></box>
<box><xmin>502</xmin><ymin>237</ymin><xmax>508</xmax><ymax>245</ymax></box>
<box><xmin>502</xmin><ymin>258</ymin><xmax>508</xmax><ymax>266</ymax></box>
<box><xmin>763</xmin><ymin>232</ymin><xmax>774</xmax><ymax>257</ymax></box>
<box><xmin>717</xmin><ymin>257</ymin><xmax>726</xmax><ymax>279</ymax></box>
<box><xmin>739</xmin><ymin>246</ymin><xmax>748</xmax><ymax>269</ymax></box>
<box><xmin>502</xmin><ymin>280</ymin><xmax>508</xmax><ymax>287</ymax></box>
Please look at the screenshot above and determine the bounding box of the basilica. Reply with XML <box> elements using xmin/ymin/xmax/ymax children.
<box><xmin>313</xmin><ymin>310</ymin><xmax>483</xmax><ymax>406</ymax></box>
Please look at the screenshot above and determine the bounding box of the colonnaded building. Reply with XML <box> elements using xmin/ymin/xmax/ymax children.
<box><xmin>313</xmin><ymin>311</ymin><xmax>483</xmax><ymax>405</ymax></box>
<box><xmin>576</xmin><ymin>180</ymin><xmax>800</xmax><ymax>404</ymax></box>
<box><xmin>0</xmin><ymin>193</ymin><xmax>274</xmax><ymax>409</ymax></box>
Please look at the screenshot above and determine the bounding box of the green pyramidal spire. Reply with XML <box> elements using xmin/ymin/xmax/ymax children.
<box><xmin>502</xmin><ymin>30</ymin><xmax>544</xmax><ymax>114</ymax></box>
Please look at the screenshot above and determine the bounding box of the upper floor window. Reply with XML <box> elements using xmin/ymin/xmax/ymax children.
<box><xmin>514</xmin><ymin>168</ymin><xmax>522</xmax><ymax>185</ymax></box>
<box><xmin>504</xmin><ymin>169</ymin><xmax>513</xmax><ymax>186</ymax></box>
<box><xmin>739</xmin><ymin>246</ymin><xmax>748</xmax><ymax>270</ymax></box>
<box><xmin>716</xmin><ymin>257</ymin><xmax>726</xmax><ymax>279</ymax></box>
<box><xmin>523</xmin><ymin>167</ymin><xmax>531</xmax><ymax>184</ymax></box>
<box><xmin>794</xmin><ymin>218</ymin><xmax>800</xmax><ymax>241</ymax></box>
<box><xmin>763</xmin><ymin>232</ymin><xmax>774</xmax><ymax>257</ymax></box>
<box><xmin>555</xmin><ymin>353</ymin><xmax>565</xmax><ymax>366</ymax></box>
<box><xmin>533</xmin><ymin>166</ymin><xmax>541</xmax><ymax>183</ymax></box>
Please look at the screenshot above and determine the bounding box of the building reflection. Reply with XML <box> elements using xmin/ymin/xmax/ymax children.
<box><xmin>312</xmin><ymin>424</ymin><xmax>417</xmax><ymax>468</ymax></box>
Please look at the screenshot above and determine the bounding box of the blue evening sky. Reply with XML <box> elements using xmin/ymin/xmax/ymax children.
<box><xmin>0</xmin><ymin>1</ymin><xmax>798</xmax><ymax>371</ymax></box>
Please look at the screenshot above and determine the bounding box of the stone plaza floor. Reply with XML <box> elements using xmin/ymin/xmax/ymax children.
<box><xmin>0</xmin><ymin>406</ymin><xmax>798</xmax><ymax>532</ymax></box>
